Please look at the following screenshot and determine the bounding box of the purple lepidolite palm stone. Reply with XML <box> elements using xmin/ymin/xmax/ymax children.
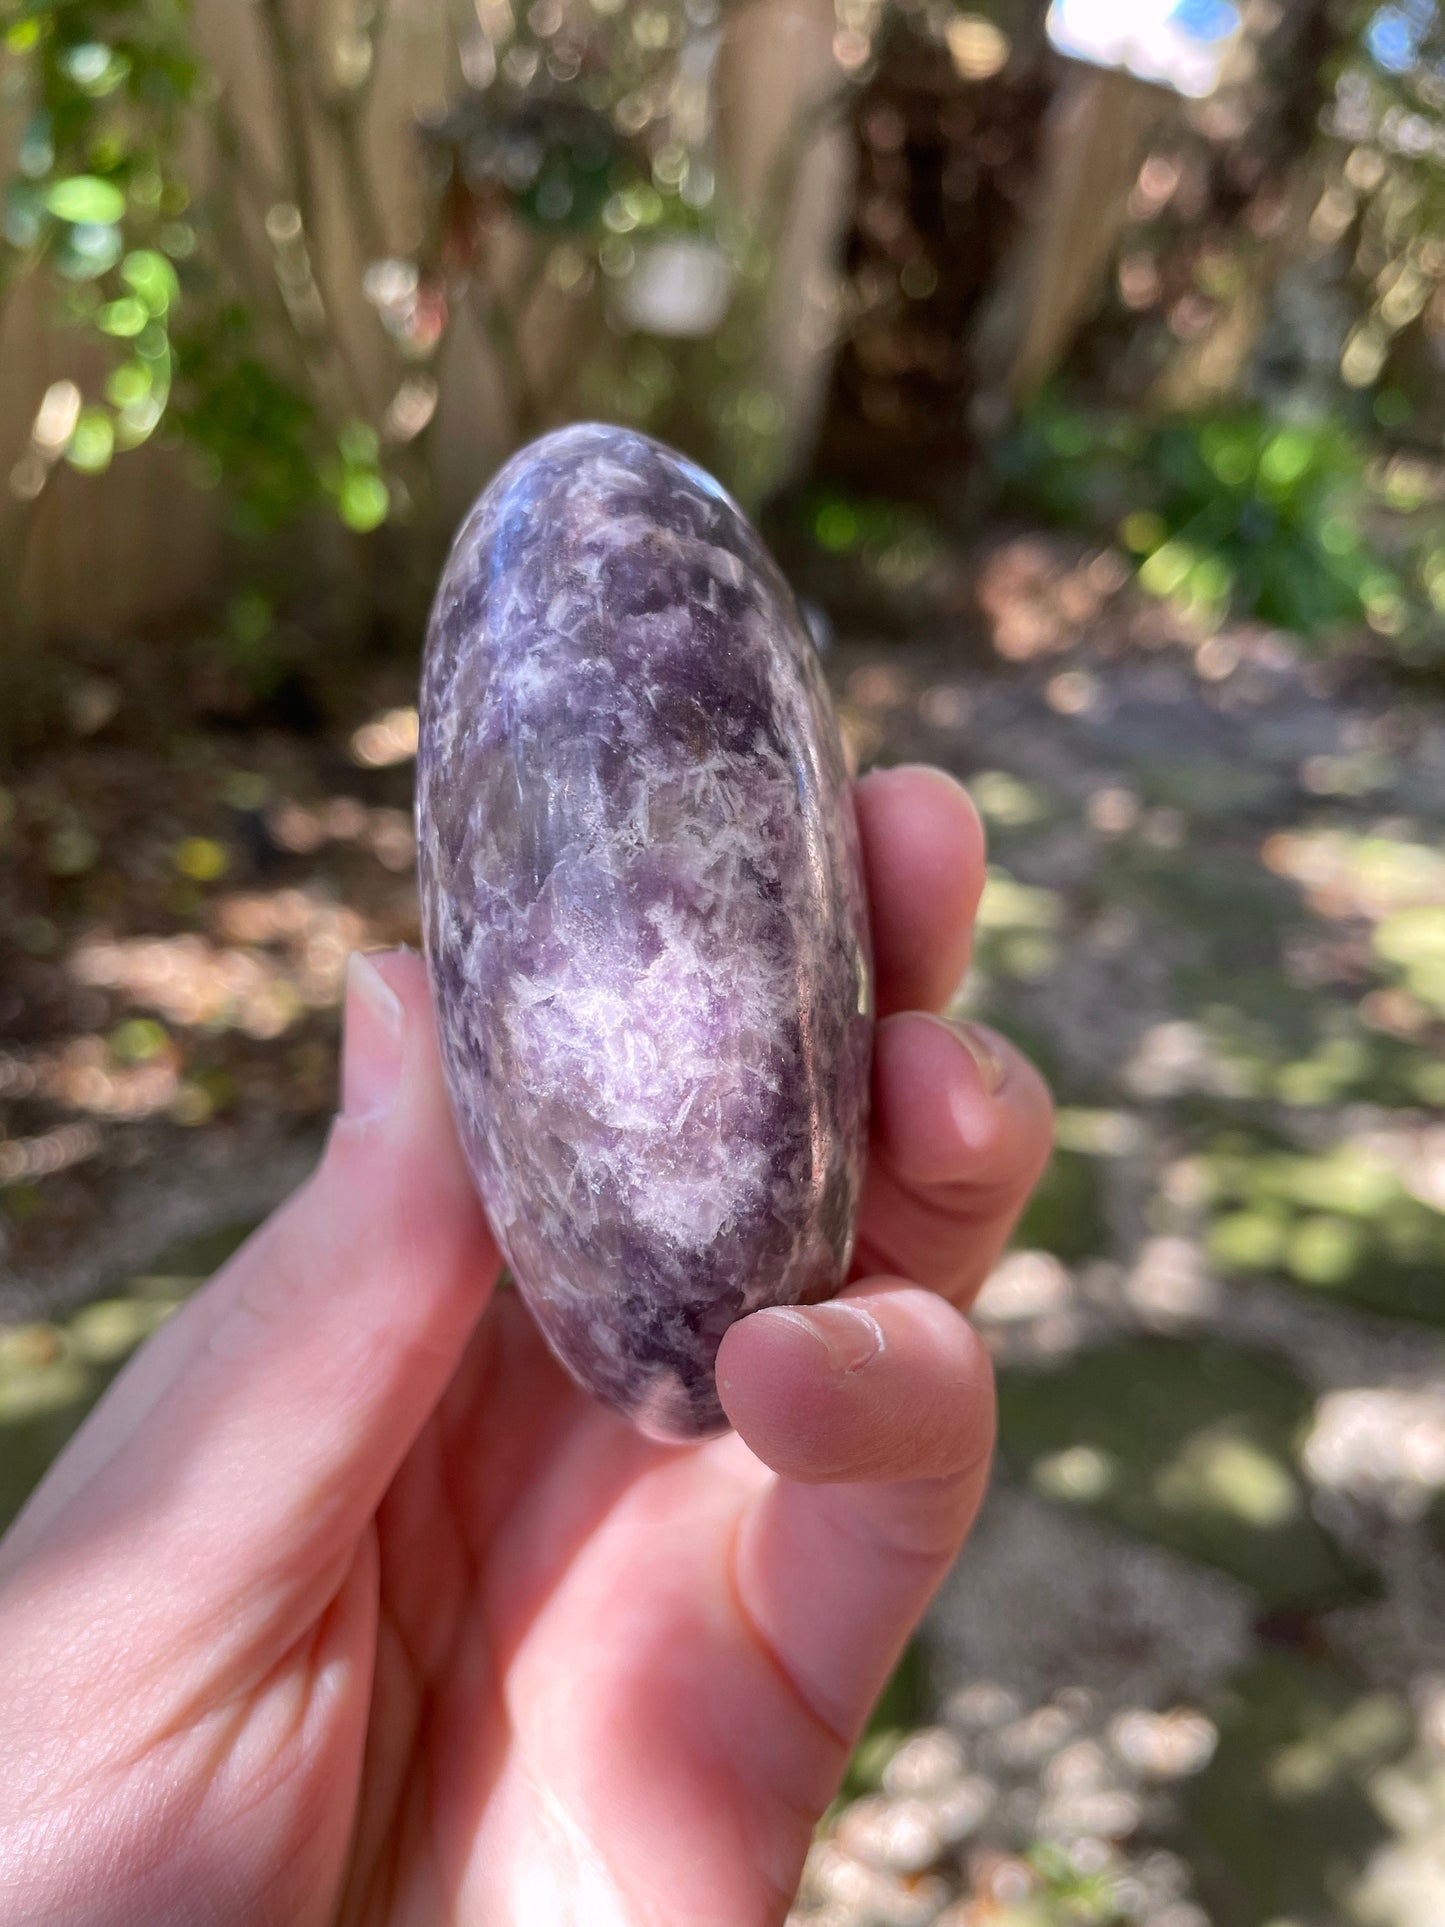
<box><xmin>417</xmin><ymin>423</ymin><xmax>872</xmax><ymax>1440</ymax></box>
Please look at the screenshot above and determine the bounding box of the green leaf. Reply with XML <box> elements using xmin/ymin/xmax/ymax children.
<box><xmin>97</xmin><ymin>297</ymin><xmax>149</xmax><ymax>338</ymax></box>
<box><xmin>1139</xmin><ymin>538</ymin><xmax>1199</xmax><ymax>598</ymax></box>
<box><xmin>105</xmin><ymin>361</ymin><xmax>154</xmax><ymax>410</ymax></box>
<box><xmin>66</xmin><ymin>408</ymin><xmax>116</xmax><ymax>475</ymax></box>
<box><xmin>1259</xmin><ymin>429</ymin><xmax>1316</xmax><ymax>493</ymax></box>
<box><xmin>45</xmin><ymin>175</ymin><xmax>126</xmax><ymax>226</ymax></box>
<box><xmin>122</xmin><ymin>249</ymin><xmax>179</xmax><ymax>316</ymax></box>
<box><xmin>337</xmin><ymin>471</ymin><xmax>389</xmax><ymax>533</ymax></box>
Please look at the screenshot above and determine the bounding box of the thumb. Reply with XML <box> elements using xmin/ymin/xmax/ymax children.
<box><xmin>1</xmin><ymin>950</ymin><xmax>498</xmax><ymax>1628</ymax></box>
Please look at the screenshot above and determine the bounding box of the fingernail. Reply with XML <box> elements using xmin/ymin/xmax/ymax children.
<box><xmin>767</xmin><ymin>1301</ymin><xmax>885</xmax><ymax>1376</ymax></box>
<box><xmin>938</xmin><ymin>1016</ymin><xmax>1005</xmax><ymax>1095</ymax></box>
<box><xmin>342</xmin><ymin>951</ymin><xmax>404</xmax><ymax>1122</ymax></box>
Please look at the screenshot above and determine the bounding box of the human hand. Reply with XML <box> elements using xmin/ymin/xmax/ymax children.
<box><xmin>0</xmin><ymin>766</ymin><xmax>1052</xmax><ymax>1927</ymax></box>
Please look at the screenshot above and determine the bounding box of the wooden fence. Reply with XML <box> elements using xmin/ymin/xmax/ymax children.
<box><xmin>1</xmin><ymin>0</ymin><xmax>849</xmax><ymax>638</ymax></box>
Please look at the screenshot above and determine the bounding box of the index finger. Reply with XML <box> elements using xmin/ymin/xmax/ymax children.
<box><xmin>855</xmin><ymin>765</ymin><xmax>986</xmax><ymax>1017</ymax></box>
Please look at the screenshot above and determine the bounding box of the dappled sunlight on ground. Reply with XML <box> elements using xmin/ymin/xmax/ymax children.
<box><xmin>1305</xmin><ymin>1386</ymin><xmax>1445</xmax><ymax>1521</ymax></box>
<box><xmin>0</xmin><ymin>712</ymin><xmax>421</xmax><ymax>1310</ymax></box>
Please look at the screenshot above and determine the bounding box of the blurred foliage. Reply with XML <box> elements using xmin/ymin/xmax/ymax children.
<box><xmin>994</xmin><ymin>400</ymin><xmax>1443</xmax><ymax>658</ymax></box>
<box><xmin>805</xmin><ymin>488</ymin><xmax>947</xmax><ymax>579</ymax></box>
<box><xmin>0</xmin><ymin>0</ymin><xmax>396</xmax><ymax>538</ymax></box>
<box><xmin>1014</xmin><ymin>1847</ymin><xmax>1122</xmax><ymax>1927</ymax></box>
<box><xmin>0</xmin><ymin>0</ymin><xmax>858</xmax><ymax>581</ymax></box>
<box><xmin>1</xmin><ymin>0</ymin><xmax>197</xmax><ymax>472</ymax></box>
<box><xmin>167</xmin><ymin>306</ymin><xmax>329</xmax><ymax>534</ymax></box>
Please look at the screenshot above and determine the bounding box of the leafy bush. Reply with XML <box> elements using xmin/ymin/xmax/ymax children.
<box><xmin>994</xmin><ymin>401</ymin><xmax>1442</xmax><ymax>659</ymax></box>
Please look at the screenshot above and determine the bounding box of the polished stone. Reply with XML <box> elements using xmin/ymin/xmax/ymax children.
<box><xmin>418</xmin><ymin>424</ymin><xmax>872</xmax><ymax>1439</ymax></box>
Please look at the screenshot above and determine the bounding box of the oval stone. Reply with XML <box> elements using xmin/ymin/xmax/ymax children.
<box><xmin>417</xmin><ymin>424</ymin><xmax>873</xmax><ymax>1440</ymax></box>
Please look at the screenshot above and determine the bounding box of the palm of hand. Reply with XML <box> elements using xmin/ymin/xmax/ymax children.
<box><xmin>335</xmin><ymin>1306</ymin><xmax>830</xmax><ymax>1927</ymax></box>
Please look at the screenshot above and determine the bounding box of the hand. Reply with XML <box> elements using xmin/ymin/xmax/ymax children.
<box><xmin>0</xmin><ymin>766</ymin><xmax>1052</xmax><ymax>1927</ymax></box>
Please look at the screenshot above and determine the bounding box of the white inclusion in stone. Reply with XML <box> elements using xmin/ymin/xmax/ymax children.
<box><xmin>502</xmin><ymin>913</ymin><xmax>781</xmax><ymax>1253</ymax></box>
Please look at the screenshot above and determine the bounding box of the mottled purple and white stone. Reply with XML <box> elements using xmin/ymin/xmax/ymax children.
<box><xmin>417</xmin><ymin>423</ymin><xmax>873</xmax><ymax>1441</ymax></box>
